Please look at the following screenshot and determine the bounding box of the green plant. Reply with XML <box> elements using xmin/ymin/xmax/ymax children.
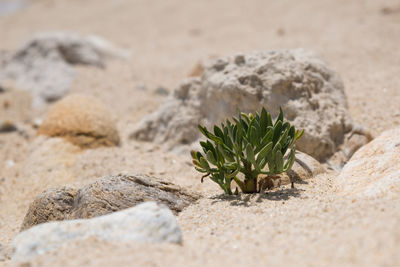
<box><xmin>191</xmin><ymin>107</ymin><xmax>304</xmax><ymax>195</ymax></box>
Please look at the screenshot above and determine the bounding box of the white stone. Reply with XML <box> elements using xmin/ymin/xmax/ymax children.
<box><xmin>336</xmin><ymin>127</ymin><xmax>400</xmax><ymax>199</ymax></box>
<box><xmin>12</xmin><ymin>202</ymin><xmax>182</xmax><ymax>261</ymax></box>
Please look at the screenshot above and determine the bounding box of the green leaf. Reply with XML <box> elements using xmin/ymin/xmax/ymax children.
<box><xmin>226</xmin><ymin>169</ymin><xmax>239</xmax><ymax>179</ymax></box>
<box><xmin>267</xmin><ymin>154</ymin><xmax>275</xmax><ymax>173</ymax></box>
<box><xmin>278</xmin><ymin>126</ymin><xmax>290</xmax><ymax>151</ymax></box>
<box><xmin>194</xmin><ymin>167</ymin><xmax>207</xmax><ymax>173</ymax></box>
<box><xmin>245</xmin><ymin>143</ymin><xmax>256</xmax><ymax>165</ymax></box>
<box><xmin>256</xmin><ymin>141</ymin><xmax>273</xmax><ymax>165</ymax></box>
<box><xmin>272</xmin><ymin>120</ymin><xmax>282</xmax><ymax>145</ymax></box>
<box><xmin>284</xmin><ymin>145</ymin><xmax>296</xmax><ymax>171</ymax></box>
<box><xmin>267</xmin><ymin>112</ymin><xmax>273</xmax><ymax>127</ymax></box>
<box><xmin>192</xmin><ymin>159</ymin><xmax>202</xmax><ymax>168</ymax></box>
<box><xmin>206</xmin><ymin>150</ymin><xmax>217</xmax><ymax>166</ymax></box>
<box><xmin>199</xmin><ymin>157</ymin><xmax>211</xmax><ymax>171</ymax></box>
<box><xmin>258</xmin><ymin>158</ymin><xmax>268</xmax><ymax>170</ymax></box>
<box><xmin>294</xmin><ymin>129</ymin><xmax>304</xmax><ymax>142</ymax></box>
<box><xmin>223</xmin><ymin>162</ymin><xmax>238</xmax><ymax>170</ymax></box>
<box><xmin>260</xmin><ymin>107</ymin><xmax>268</xmax><ymax>134</ymax></box>
<box><xmin>249</xmin><ymin>126</ymin><xmax>258</xmax><ymax>147</ymax></box>
<box><xmin>275</xmin><ymin>107</ymin><xmax>284</xmax><ymax>125</ymax></box>
<box><xmin>275</xmin><ymin>150</ymin><xmax>284</xmax><ymax>173</ymax></box>
<box><xmin>288</xmin><ymin>125</ymin><xmax>295</xmax><ymax>139</ymax></box>
<box><xmin>217</xmin><ymin>144</ymin><xmax>235</xmax><ymax>162</ymax></box>
<box><xmin>214</xmin><ymin>125</ymin><xmax>224</xmax><ymax>140</ymax></box>
<box><xmin>253</xmin><ymin>119</ymin><xmax>262</xmax><ymax>141</ymax></box>
<box><xmin>190</xmin><ymin>150</ymin><xmax>197</xmax><ymax>160</ymax></box>
<box><xmin>198</xmin><ymin>125</ymin><xmax>209</xmax><ymax>138</ymax></box>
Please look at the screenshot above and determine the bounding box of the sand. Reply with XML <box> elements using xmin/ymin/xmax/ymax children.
<box><xmin>0</xmin><ymin>0</ymin><xmax>400</xmax><ymax>266</ymax></box>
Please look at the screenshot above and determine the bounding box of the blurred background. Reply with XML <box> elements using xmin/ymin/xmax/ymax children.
<box><xmin>2</xmin><ymin>0</ymin><xmax>400</xmax><ymax>133</ymax></box>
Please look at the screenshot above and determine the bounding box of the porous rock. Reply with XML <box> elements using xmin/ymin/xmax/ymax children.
<box><xmin>37</xmin><ymin>94</ymin><xmax>120</xmax><ymax>148</ymax></box>
<box><xmin>0</xmin><ymin>32</ymin><xmax>128</xmax><ymax>106</ymax></box>
<box><xmin>259</xmin><ymin>151</ymin><xmax>326</xmax><ymax>190</ymax></box>
<box><xmin>21</xmin><ymin>174</ymin><xmax>200</xmax><ymax>230</ymax></box>
<box><xmin>13</xmin><ymin>202</ymin><xmax>182</xmax><ymax>261</ymax></box>
<box><xmin>336</xmin><ymin>127</ymin><xmax>400</xmax><ymax>199</ymax></box>
<box><xmin>131</xmin><ymin>49</ymin><xmax>369</xmax><ymax>161</ymax></box>
<box><xmin>20</xmin><ymin>187</ymin><xmax>77</xmax><ymax>231</ymax></box>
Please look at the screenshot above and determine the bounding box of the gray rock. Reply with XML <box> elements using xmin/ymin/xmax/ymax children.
<box><xmin>0</xmin><ymin>32</ymin><xmax>129</xmax><ymax>106</ymax></box>
<box><xmin>21</xmin><ymin>174</ymin><xmax>200</xmax><ymax>230</ymax></box>
<box><xmin>131</xmin><ymin>49</ymin><xmax>369</xmax><ymax>161</ymax></box>
<box><xmin>13</xmin><ymin>202</ymin><xmax>182</xmax><ymax>261</ymax></box>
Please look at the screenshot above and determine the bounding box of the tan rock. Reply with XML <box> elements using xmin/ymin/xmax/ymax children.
<box><xmin>38</xmin><ymin>94</ymin><xmax>120</xmax><ymax>148</ymax></box>
<box><xmin>336</xmin><ymin>127</ymin><xmax>400</xmax><ymax>199</ymax></box>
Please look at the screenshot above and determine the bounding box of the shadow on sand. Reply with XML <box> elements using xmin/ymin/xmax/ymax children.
<box><xmin>210</xmin><ymin>186</ymin><xmax>305</xmax><ymax>207</ymax></box>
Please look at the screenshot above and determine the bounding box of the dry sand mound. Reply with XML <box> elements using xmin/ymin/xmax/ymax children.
<box><xmin>38</xmin><ymin>94</ymin><xmax>120</xmax><ymax>148</ymax></box>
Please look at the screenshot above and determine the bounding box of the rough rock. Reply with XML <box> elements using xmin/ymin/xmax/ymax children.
<box><xmin>37</xmin><ymin>94</ymin><xmax>120</xmax><ymax>148</ymax></box>
<box><xmin>0</xmin><ymin>32</ymin><xmax>128</xmax><ymax>106</ymax></box>
<box><xmin>336</xmin><ymin>127</ymin><xmax>400</xmax><ymax>199</ymax></box>
<box><xmin>13</xmin><ymin>202</ymin><xmax>182</xmax><ymax>261</ymax></box>
<box><xmin>20</xmin><ymin>187</ymin><xmax>77</xmax><ymax>231</ymax></box>
<box><xmin>131</xmin><ymin>49</ymin><xmax>370</xmax><ymax>161</ymax></box>
<box><xmin>258</xmin><ymin>151</ymin><xmax>326</xmax><ymax>191</ymax></box>
<box><xmin>21</xmin><ymin>174</ymin><xmax>200</xmax><ymax>230</ymax></box>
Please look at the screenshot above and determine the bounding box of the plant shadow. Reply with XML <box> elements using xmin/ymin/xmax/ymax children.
<box><xmin>210</xmin><ymin>186</ymin><xmax>305</xmax><ymax>207</ymax></box>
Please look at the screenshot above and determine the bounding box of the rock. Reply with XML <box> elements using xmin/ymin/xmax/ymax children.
<box><xmin>0</xmin><ymin>32</ymin><xmax>129</xmax><ymax>106</ymax></box>
<box><xmin>336</xmin><ymin>127</ymin><xmax>400</xmax><ymax>199</ymax></box>
<box><xmin>131</xmin><ymin>49</ymin><xmax>369</xmax><ymax>161</ymax></box>
<box><xmin>0</xmin><ymin>120</ymin><xmax>17</xmax><ymax>133</ymax></box>
<box><xmin>21</xmin><ymin>174</ymin><xmax>200</xmax><ymax>230</ymax></box>
<box><xmin>69</xmin><ymin>174</ymin><xmax>200</xmax><ymax>219</ymax></box>
<box><xmin>20</xmin><ymin>187</ymin><xmax>77</xmax><ymax>231</ymax></box>
<box><xmin>37</xmin><ymin>94</ymin><xmax>120</xmax><ymax>148</ymax></box>
<box><xmin>13</xmin><ymin>202</ymin><xmax>182</xmax><ymax>261</ymax></box>
<box><xmin>258</xmin><ymin>151</ymin><xmax>326</xmax><ymax>190</ymax></box>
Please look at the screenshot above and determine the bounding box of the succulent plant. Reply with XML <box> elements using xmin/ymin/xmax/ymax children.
<box><xmin>191</xmin><ymin>107</ymin><xmax>304</xmax><ymax>195</ymax></box>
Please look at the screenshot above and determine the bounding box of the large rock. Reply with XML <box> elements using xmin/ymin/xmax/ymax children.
<box><xmin>0</xmin><ymin>32</ymin><xmax>128</xmax><ymax>106</ymax></box>
<box><xmin>131</xmin><ymin>49</ymin><xmax>369</xmax><ymax>161</ymax></box>
<box><xmin>37</xmin><ymin>94</ymin><xmax>120</xmax><ymax>148</ymax></box>
<box><xmin>21</xmin><ymin>174</ymin><xmax>200</xmax><ymax>230</ymax></box>
<box><xmin>13</xmin><ymin>202</ymin><xmax>182</xmax><ymax>261</ymax></box>
<box><xmin>336</xmin><ymin>127</ymin><xmax>400</xmax><ymax>199</ymax></box>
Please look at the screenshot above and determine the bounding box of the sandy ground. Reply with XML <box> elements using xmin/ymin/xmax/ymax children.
<box><xmin>1</xmin><ymin>0</ymin><xmax>400</xmax><ymax>266</ymax></box>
